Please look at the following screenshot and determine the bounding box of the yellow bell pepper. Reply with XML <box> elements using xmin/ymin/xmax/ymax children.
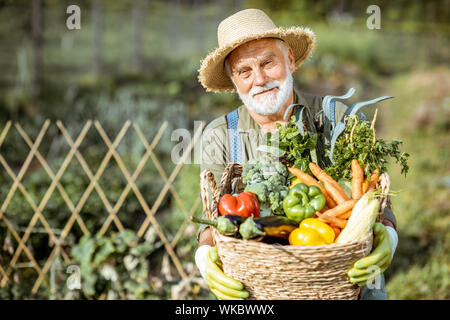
<box><xmin>289</xmin><ymin>218</ymin><xmax>335</xmax><ymax>246</ymax></box>
<box><xmin>290</xmin><ymin>177</ymin><xmax>302</xmax><ymax>189</ymax></box>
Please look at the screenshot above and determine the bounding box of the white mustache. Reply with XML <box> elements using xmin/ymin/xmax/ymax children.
<box><xmin>250</xmin><ymin>81</ymin><xmax>280</xmax><ymax>97</ymax></box>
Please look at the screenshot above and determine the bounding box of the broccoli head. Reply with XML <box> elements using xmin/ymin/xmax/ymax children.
<box><xmin>242</xmin><ymin>155</ymin><xmax>290</xmax><ymax>216</ymax></box>
<box><xmin>244</xmin><ymin>182</ymin><xmax>269</xmax><ymax>203</ymax></box>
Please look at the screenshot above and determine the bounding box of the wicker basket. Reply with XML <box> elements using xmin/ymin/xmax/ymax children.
<box><xmin>200</xmin><ymin>162</ymin><xmax>391</xmax><ymax>300</ymax></box>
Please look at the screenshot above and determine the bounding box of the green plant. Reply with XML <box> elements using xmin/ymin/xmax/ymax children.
<box><xmin>69</xmin><ymin>230</ymin><xmax>155</xmax><ymax>299</ymax></box>
<box><xmin>325</xmin><ymin>114</ymin><xmax>410</xmax><ymax>181</ymax></box>
<box><xmin>266</xmin><ymin>115</ymin><xmax>318</xmax><ymax>173</ymax></box>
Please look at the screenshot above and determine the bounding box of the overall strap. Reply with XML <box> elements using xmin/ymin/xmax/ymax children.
<box><xmin>225</xmin><ymin>109</ymin><xmax>243</xmax><ymax>163</ymax></box>
<box><xmin>329</xmin><ymin>100</ymin><xmax>336</xmax><ymax>137</ymax></box>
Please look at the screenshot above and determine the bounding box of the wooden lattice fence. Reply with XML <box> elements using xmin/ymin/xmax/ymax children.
<box><xmin>0</xmin><ymin>120</ymin><xmax>204</xmax><ymax>296</ymax></box>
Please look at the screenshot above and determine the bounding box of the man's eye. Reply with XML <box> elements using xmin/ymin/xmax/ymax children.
<box><xmin>264</xmin><ymin>60</ymin><xmax>273</xmax><ymax>66</ymax></box>
<box><xmin>239</xmin><ymin>70</ymin><xmax>250</xmax><ymax>77</ymax></box>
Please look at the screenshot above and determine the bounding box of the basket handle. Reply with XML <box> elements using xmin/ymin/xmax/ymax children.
<box><xmin>376</xmin><ymin>172</ymin><xmax>392</xmax><ymax>222</ymax></box>
<box><xmin>200</xmin><ymin>162</ymin><xmax>243</xmax><ymax>221</ymax></box>
<box><xmin>200</xmin><ymin>169</ymin><xmax>219</xmax><ymax>220</ymax></box>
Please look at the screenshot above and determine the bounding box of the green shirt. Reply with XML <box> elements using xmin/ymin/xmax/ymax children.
<box><xmin>198</xmin><ymin>88</ymin><xmax>397</xmax><ymax>237</ymax></box>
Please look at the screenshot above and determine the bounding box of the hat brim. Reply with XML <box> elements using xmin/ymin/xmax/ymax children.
<box><xmin>198</xmin><ymin>26</ymin><xmax>315</xmax><ymax>93</ymax></box>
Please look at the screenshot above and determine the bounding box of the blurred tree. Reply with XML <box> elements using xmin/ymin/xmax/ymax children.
<box><xmin>92</xmin><ymin>0</ymin><xmax>104</xmax><ymax>75</ymax></box>
<box><xmin>31</xmin><ymin>0</ymin><xmax>42</xmax><ymax>96</ymax></box>
<box><xmin>193</xmin><ymin>0</ymin><xmax>204</xmax><ymax>50</ymax></box>
<box><xmin>169</xmin><ymin>0</ymin><xmax>181</xmax><ymax>56</ymax></box>
<box><xmin>132</xmin><ymin>0</ymin><xmax>146</xmax><ymax>71</ymax></box>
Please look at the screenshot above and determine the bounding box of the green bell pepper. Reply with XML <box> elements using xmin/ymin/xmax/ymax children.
<box><xmin>282</xmin><ymin>183</ymin><xmax>326</xmax><ymax>223</ymax></box>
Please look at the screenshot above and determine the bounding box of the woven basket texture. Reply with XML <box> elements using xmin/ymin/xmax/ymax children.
<box><xmin>200</xmin><ymin>162</ymin><xmax>391</xmax><ymax>300</ymax></box>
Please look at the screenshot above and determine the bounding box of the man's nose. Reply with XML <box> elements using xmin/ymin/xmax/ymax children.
<box><xmin>253</xmin><ymin>67</ymin><xmax>268</xmax><ymax>87</ymax></box>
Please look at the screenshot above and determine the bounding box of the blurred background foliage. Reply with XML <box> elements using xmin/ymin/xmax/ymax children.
<box><xmin>0</xmin><ymin>0</ymin><xmax>448</xmax><ymax>299</ymax></box>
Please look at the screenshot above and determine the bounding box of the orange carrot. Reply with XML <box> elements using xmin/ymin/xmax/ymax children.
<box><xmin>337</xmin><ymin>210</ymin><xmax>352</xmax><ymax>219</ymax></box>
<box><xmin>288</xmin><ymin>167</ymin><xmax>337</xmax><ymax>208</ymax></box>
<box><xmin>309</xmin><ymin>163</ymin><xmax>350</xmax><ymax>204</ymax></box>
<box><xmin>316</xmin><ymin>212</ymin><xmax>348</xmax><ymax>228</ymax></box>
<box><xmin>330</xmin><ymin>225</ymin><xmax>341</xmax><ymax>238</ymax></box>
<box><xmin>363</xmin><ymin>180</ymin><xmax>370</xmax><ymax>193</ymax></box>
<box><xmin>317</xmin><ymin>216</ymin><xmax>328</xmax><ymax>224</ymax></box>
<box><xmin>351</xmin><ymin>159</ymin><xmax>364</xmax><ymax>200</ymax></box>
<box><xmin>322</xmin><ymin>200</ymin><xmax>356</xmax><ymax>217</ymax></box>
<box><xmin>323</xmin><ymin>181</ymin><xmax>349</xmax><ymax>205</ymax></box>
<box><xmin>366</xmin><ymin>167</ymin><xmax>380</xmax><ymax>193</ymax></box>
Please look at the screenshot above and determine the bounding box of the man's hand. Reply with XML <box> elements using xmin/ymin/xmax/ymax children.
<box><xmin>195</xmin><ymin>246</ymin><xmax>249</xmax><ymax>300</ymax></box>
<box><xmin>198</xmin><ymin>227</ymin><xmax>214</xmax><ymax>247</ymax></box>
<box><xmin>347</xmin><ymin>223</ymin><xmax>393</xmax><ymax>287</ymax></box>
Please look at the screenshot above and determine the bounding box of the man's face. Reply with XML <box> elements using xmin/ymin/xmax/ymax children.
<box><xmin>227</xmin><ymin>38</ymin><xmax>295</xmax><ymax>116</ymax></box>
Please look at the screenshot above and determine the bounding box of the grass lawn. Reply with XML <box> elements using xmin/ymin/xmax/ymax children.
<box><xmin>381</xmin><ymin>67</ymin><xmax>450</xmax><ymax>299</ymax></box>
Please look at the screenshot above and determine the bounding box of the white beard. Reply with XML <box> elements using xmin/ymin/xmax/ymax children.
<box><xmin>234</xmin><ymin>63</ymin><xmax>293</xmax><ymax>116</ymax></box>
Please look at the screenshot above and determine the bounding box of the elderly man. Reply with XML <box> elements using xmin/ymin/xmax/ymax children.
<box><xmin>195</xmin><ymin>9</ymin><xmax>398</xmax><ymax>300</ymax></box>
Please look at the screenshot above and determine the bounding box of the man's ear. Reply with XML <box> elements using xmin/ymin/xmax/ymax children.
<box><xmin>287</xmin><ymin>47</ymin><xmax>295</xmax><ymax>73</ymax></box>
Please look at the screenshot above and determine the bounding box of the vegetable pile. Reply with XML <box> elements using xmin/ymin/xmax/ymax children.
<box><xmin>289</xmin><ymin>159</ymin><xmax>383</xmax><ymax>244</ymax></box>
<box><xmin>193</xmin><ymin>95</ymin><xmax>409</xmax><ymax>248</ymax></box>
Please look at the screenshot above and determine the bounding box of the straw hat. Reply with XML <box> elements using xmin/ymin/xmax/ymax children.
<box><xmin>198</xmin><ymin>8</ymin><xmax>315</xmax><ymax>93</ymax></box>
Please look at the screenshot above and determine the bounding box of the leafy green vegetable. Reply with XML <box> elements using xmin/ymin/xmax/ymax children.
<box><xmin>325</xmin><ymin>114</ymin><xmax>410</xmax><ymax>181</ymax></box>
<box><xmin>265</xmin><ymin>115</ymin><xmax>317</xmax><ymax>173</ymax></box>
